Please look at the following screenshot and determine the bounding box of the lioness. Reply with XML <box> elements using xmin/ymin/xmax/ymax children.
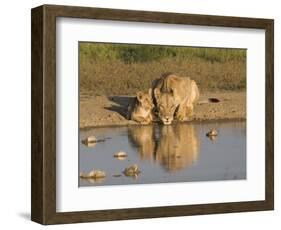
<box><xmin>153</xmin><ymin>74</ymin><xmax>199</xmax><ymax>125</ymax></box>
<box><xmin>127</xmin><ymin>89</ymin><xmax>154</xmax><ymax>125</ymax></box>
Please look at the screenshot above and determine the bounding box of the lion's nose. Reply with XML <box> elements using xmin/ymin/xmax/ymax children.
<box><xmin>165</xmin><ymin>117</ymin><xmax>170</xmax><ymax>120</ymax></box>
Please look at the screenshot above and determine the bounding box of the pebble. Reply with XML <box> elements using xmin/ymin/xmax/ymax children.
<box><xmin>206</xmin><ymin>129</ymin><xmax>218</xmax><ymax>137</ymax></box>
<box><xmin>82</xmin><ymin>136</ymin><xmax>97</xmax><ymax>147</ymax></box>
<box><xmin>114</xmin><ymin>151</ymin><xmax>128</xmax><ymax>159</ymax></box>
<box><xmin>84</xmin><ymin>136</ymin><xmax>97</xmax><ymax>143</ymax></box>
<box><xmin>113</xmin><ymin>174</ymin><xmax>122</xmax><ymax>177</ymax></box>
<box><xmin>123</xmin><ymin>164</ymin><xmax>140</xmax><ymax>177</ymax></box>
<box><xmin>80</xmin><ymin>169</ymin><xmax>106</xmax><ymax>179</ymax></box>
<box><xmin>208</xmin><ymin>135</ymin><xmax>217</xmax><ymax>141</ymax></box>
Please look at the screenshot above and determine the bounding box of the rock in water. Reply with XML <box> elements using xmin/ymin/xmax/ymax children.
<box><xmin>208</xmin><ymin>135</ymin><xmax>217</xmax><ymax>141</ymax></box>
<box><xmin>82</xmin><ymin>136</ymin><xmax>97</xmax><ymax>147</ymax></box>
<box><xmin>123</xmin><ymin>164</ymin><xmax>140</xmax><ymax>177</ymax></box>
<box><xmin>114</xmin><ymin>151</ymin><xmax>128</xmax><ymax>159</ymax></box>
<box><xmin>85</xmin><ymin>136</ymin><xmax>97</xmax><ymax>143</ymax></box>
<box><xmin>206</xmin><ymin>129</ymin><xmax>218</xmax><ymax>137</ymax></box>
<box><xmin>80</xmin><ymin>169</ymin><xmax>106</xmax><ymax>179</ymax></box>
<box><xmin>113</xmin><ymin>174</ymin><xmax>122</xmax><ymax>177</ymax></box>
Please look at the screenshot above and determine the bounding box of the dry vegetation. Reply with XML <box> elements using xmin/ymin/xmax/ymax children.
<box><xmin>79</xmin><ymin>43</ymin><xmax>246</xmax><ymax>96</ymax></box>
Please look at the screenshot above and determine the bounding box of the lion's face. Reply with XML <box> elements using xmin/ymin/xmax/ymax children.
<box><xmin>154</xmin><ymin>89</ymin><xmax>178</xmax><ymax>125</ymax></box>
<box><xmin>136</xmin><ymin>89</ymin><xmax>154</xmax><ymax>112</ymax></box>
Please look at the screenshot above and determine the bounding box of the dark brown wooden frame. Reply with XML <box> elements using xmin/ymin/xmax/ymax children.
<box><xmin>31</xmin><ymin>4</ymin><xmax>274</xmax><ymax>225</ymax></box>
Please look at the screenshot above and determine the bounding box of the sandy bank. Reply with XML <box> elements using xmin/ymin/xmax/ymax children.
<box><xmin>80</xmin><ymin>91</ymin><xmax>246</xmax><ymax>129</ymax></box>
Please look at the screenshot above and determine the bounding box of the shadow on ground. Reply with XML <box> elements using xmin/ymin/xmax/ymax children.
<box><xmin>18</xmin><ymin>212</ymin><xmax>31</xmax><ymax>220</ymax></box>
<box><xmin>105</xmin><ymin>96</ymin><xmax>135</xmax><ymax>118</ymax></box>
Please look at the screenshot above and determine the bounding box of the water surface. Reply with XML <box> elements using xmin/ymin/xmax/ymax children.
<box><xmin>79</xmin><ymin>121</ymin><xmax>246</xmax><ymax>186</ymax></box>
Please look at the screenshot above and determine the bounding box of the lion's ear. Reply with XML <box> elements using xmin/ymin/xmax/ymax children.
<box><xmin>136</xmin><ymin>91</ymin><xmax>144</xmax><ymax>102</ymax></box>
<box><xmin>154</xmin><ymin>88</ymin><xmax>161</xmax><ymax>101</ymax></box>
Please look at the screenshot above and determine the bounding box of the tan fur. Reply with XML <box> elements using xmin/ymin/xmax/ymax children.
<box><xmin>153</xmin><ymin>74</ymin><xmax>199</xmax><ymax>125</ymax></box>
<box><xmin>156</xmin><ymin>124</ymin><xmax>199</xmax><ymax>171</ymax></box>
<box><xmin>127</xmin><ymin>89</ymin><xmax>154</xmax><ymax>125</ymax></box>
<box><xmin>128</xmin><ymin>125</ymin><xmax>155</xmax><ymax>161</ymax></box>
<box><xmin>128</xmin><ymin>124</ymin><xmax>199</xmax><ymax>171</ymax></box>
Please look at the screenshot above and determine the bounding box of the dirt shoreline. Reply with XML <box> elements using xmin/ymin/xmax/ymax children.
<box><xmin>80</xmin><ymin>91</ymin><xmax>246</xmax><ymax>129</ymax></box>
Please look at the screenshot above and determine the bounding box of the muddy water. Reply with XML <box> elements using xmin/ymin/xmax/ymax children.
<box><xmin>79</xmin><ymin>121</ymin><xmax>246</xmax><ymax>187</ymax></box>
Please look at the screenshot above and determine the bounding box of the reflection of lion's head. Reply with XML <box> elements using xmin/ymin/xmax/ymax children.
<box><xmin>156</xmin><ymin>124</ymin><xmax>200</xmax><ymax>171</ymax></box>
<box><xmin>128</xmin><ymin>123</ymin><xmax>200</xmax><ymax>172</ymax></box>
<box><xmin>154</xmin><ymin>88</ymin><xmax>178</xmax><ymax>125</ymax></box>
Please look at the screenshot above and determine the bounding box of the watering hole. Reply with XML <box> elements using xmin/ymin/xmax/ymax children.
<box><xmin>79</xmin><ymin>121</ymin><xmax>246</xmax><ymax>187</ymax></box>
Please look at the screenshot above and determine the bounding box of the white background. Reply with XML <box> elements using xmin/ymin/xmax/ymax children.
<box><xmin>0</xmin><ymin>0</ymin><xmax>279</xmax><ymax>229</ymax></box>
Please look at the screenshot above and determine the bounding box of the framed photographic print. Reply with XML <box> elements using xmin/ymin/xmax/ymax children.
<box><xmin>31</xmin><ymin>4</ymin><xmax>274</xmax><ymax>225</ymax></box>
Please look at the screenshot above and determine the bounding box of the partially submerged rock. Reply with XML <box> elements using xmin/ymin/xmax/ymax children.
<box><xmin>80</xmin><ymin>169</ymin><xmax>106</xmax><ymax>179</ymax></box>
<box><xmin>84</xmin><ymin>177</ymin><xmax>105</xmax><ymax>184</ymax></box>
<box><xmin>113</xmin><ymin>174</ymin><xmax>122</xmax><ymax>177</ymax></box>
<box><xmin>85</xmin><ymin>136</ymin><xmax>97</xmax><ymax>143</ymax></box>
<box><xmin>123</xmin><ymin>164</ymin><xmax>140</xmax><ymax>177</ymax></box>
<box><xmin>83</xmin><ymin>142</ymin><xmax>97</xmax><ymax>148</ymax></box>
<box><xmin>82</xmin><ymin>136</ymin><xmax>97</xmax><ymax>147</ymax></box>
<box><xmin>208</xmin><ymin>135</ymin><xmax>217</xmax><ymax>141</ymax></box>
<box><xmin>206</xmin><ymin>129</ymin><xmax>218</xmax><ymax>137</ymax></box>
<box><xmin>114</xmin><ymin>151</ymin><xmax>128</xmax><ymax>159</ymax></box>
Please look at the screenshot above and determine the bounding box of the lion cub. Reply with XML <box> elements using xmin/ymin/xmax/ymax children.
<box><xmin>127</xmin><ymin>89</ymin><xmax>154</xmax><ymax>125</ymax></box>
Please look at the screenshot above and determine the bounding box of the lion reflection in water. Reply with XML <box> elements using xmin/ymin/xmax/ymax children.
<box><xmin>128</xmin><ymin>125</ymin><xmax>156</xmax><ymax>161</ymax></box>
<box><xmin>128</xmin><ymin>124</ymin><xmax>200</xmax><ymax>171</ymax></box>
